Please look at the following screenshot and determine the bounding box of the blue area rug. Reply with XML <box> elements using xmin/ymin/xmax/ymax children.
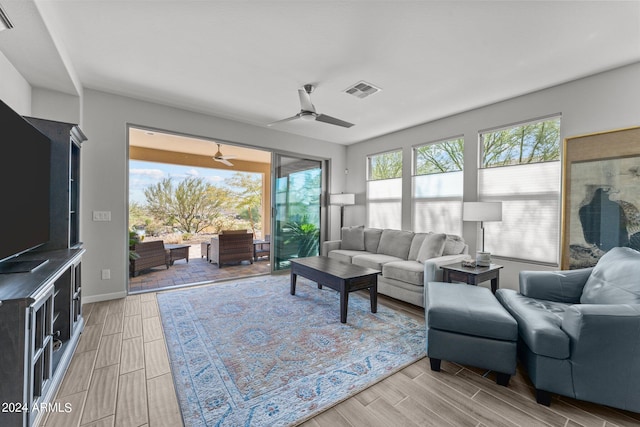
<box><xmin>157</xmin><ymin>274</ymin><xmax>425</xmax><ymax>426</ymax></box>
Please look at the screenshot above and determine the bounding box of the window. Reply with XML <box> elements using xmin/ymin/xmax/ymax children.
<box><xmin>412</xmin><ymin>137</ymin><xmax>464</xmax><ymax>235</ymax></box>
<box><xmin>479</xmin><ymin>117</ymin><xmax>561</xmax><ymax>264</ymax></box>
<box><xmin>366</xmin><ymin>150</ymin><xmax>402</xmax><ymax>229</ymax></box>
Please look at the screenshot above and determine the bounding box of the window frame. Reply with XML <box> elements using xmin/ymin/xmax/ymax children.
<box><xmin>366</xmin><ymin>149</ymin><xmax>403</xmax><ymax>229</ymax></box>
<box><xmin>477</xmin><ymin>115</ymin><xmax>562</xmax><ymax>266</ymax></box>
<box><xmin>411</xmin><ymin>136</ymin><xmax>464</xmax><ymax>235</ymax></box>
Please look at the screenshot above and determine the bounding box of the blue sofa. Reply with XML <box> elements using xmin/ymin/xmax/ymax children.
<box><xmin>496</xmin><ymin>247</ymin><xmax>640</xmax><ymax>411</ymax></box>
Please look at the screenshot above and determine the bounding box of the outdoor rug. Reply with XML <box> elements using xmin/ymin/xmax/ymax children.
<box><xmin>157</xmin><ymin>274</ymin><xmax>426</xmax><ymax>426</ymax></box>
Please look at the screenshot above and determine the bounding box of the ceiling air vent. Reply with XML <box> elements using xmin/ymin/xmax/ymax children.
<box><xmin>344</xmin><ymin>81</ymin><xmax>381</xmax><ymax>99</ymax></box>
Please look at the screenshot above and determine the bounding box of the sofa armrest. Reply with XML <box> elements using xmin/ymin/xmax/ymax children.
<box><xmin>321</xmin><ymin>240</ymin><xmax>341</xmax><ymax>256</ymax></box>
<box><xmin>519</xmin><ymin>268</ymin><xmax>592</xmax><ymax>303</ymax></box>
<box><xmin>561</xmin><ymin>304</ymin><xmax>640</xmax><ymax>408</ymax></box>
<box><xmin>424</xmin><ymin>254</ymin><xmax>472</xmax><ymax>284</ymax></box>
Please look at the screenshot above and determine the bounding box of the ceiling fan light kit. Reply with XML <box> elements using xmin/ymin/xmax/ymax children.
<box><xmin>268</xmin><ymin>84</ymin><xmax>354</xmax><ymax>128</ymax></box>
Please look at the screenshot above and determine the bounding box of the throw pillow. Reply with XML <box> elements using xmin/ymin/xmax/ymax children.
<box><xmin>416</xmin><ymin>233</ymin><xmax>447</xmax><ymax>263</ymax></box>
<box><xmin>580</xmin><ymin>247</ymin><xmax>640</xmax><ymax>304</ymax></box>
<box><xmin>443</xmin><ymin>234</ymin><xmax>466</xmax><ymax>255</ymax></box>
<box><xmin>341</xmin><ymin>225</ymin><xmax>365</xmax><ymax>251</ymax></box>
<box><xmin>377</xmin><ymin>229</ymin><xmax>415</xmax><ymax>259</ymax></box>
<box><xmin>364</xmin><ymin>228</ymin><xmax>383</xmax><ymax>253</ymax></box>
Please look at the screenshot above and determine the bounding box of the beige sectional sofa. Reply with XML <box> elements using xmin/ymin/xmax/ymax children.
<box><xmin>321</xmin><ymin>227</ymin><xmax>469</xmax><ymax>307</ymax></box>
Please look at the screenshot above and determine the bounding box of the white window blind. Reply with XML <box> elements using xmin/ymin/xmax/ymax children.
<box><xmin>479</xmin><ymin>159</ymin><xmax>561</xmax><ymax>264</ymax></box>
<box><xmin>412</xmin><ymin>171</ymin><xmax>463</xmax><ymax>234</ymax></box>
<box><xmin>367</xmin><ymin>178</ymin><xmax>402</xmax><ymax>229</ymax></box>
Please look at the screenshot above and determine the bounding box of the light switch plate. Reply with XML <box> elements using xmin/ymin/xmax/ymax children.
<box><xmin>93</xmin><ymin>211</ymin><xmax>111</xmax><ymax>221</ymax></box>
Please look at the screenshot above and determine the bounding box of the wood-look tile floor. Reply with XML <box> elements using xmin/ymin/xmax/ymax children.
<box><xmin>43</xmin><ymin>287</ymin><xmax>640</xmax><ymax>427</ymax></box>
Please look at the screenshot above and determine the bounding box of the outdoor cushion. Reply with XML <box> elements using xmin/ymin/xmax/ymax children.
<box><xmin>580</xmin><ymin>247</ymin><xmax>640</xmax><ymax>304</ymax></box>
<box><xmin>376</xmin><ymin>229</ymin><xmax>414</xmax><ymax>259</ymax></box>
<box><xmin>341</xmin><ymin>225</ymin><xmax>365</xmax><ymax>250</ymax></box>
<box><xmin>496</xmin><ymin>289</ymin><xmax>571</xmax><ymax>359</ymax></box>
<box><xmin>416</xmin><ymin>233</ymin><xmax>446</xmax><ymax>262</ymax></box>
<box><xmin>383</xmin><ymin>260</ymin><xmax>424</xmax><ymax>287</ymax></box>
<box><xmin>443</xmin><ymin>234</ymin><xmax>466</xmax><ymax>255</ymax></box>
<box><xmin>328</xmin><ymin>249</ymin><xmax>372</xmax><ymax>264</ymax></box>
<box><xmin>352</xmin><ymin>253</ymin><xmax>403</xmax><ymax>271</ymax></box>
<box><xmin>364</xmin><ymin>228</ymin><xmax>383</xmax><ymax>253</ymax></box>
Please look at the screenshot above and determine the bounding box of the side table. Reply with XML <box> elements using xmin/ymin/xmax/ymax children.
<box><xmin>440</xmin><ymin>263</ymin><xmax>503</xmax><ymax>294</ymax></box>
<box><xmin>165</xmin><ymin>244</ymin><xmax>191</xmax><ymax>265</ymax></box>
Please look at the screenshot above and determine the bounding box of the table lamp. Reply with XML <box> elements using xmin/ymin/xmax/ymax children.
<box><xmin>463</xmin><ymin>201</ymin><xmax>502</xmax><ymax>266</ymax></box>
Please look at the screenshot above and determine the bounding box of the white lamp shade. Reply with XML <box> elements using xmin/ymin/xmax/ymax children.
<box><xmin>329</xmin><ymin>193</ymin><xmax>355</xmax><ymax>206</ymax></box>
<box><xmin>463</xmin><ymin>202</ymin><xmax>502</xmax><ymax>222</ymax></box>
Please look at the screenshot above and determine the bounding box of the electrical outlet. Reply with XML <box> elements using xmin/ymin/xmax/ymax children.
<box><xmin>101</xmin><ymin>269</ymin><xmax>111</xmax><ymax>280</ymax></box>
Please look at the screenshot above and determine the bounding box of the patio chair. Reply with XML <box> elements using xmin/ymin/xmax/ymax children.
<box><xmin>209</xmin><ymin>230</ymin><xmax>254</xmax><ymax>267</ymax></box>
<box><xmin>130</xmin><ymin>240</ymin><xmax>170</xmax><ymax>276</ymax></box>
<box><xmin>254</xmin><ymin>235</ymin><xmax>270</xmax><ymax>260</ymax></box>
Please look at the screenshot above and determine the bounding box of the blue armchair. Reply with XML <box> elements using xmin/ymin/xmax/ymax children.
<box><xmin>496</xmin><ymin>247</ymin><xmax>640</xmax><ymax>412</ymax></box>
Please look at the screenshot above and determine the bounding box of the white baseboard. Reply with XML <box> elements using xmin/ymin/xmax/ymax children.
<box><xmin>82</xmin><ymin>290</ymin><xmax>128</xmax><ymax>304</ymax></box>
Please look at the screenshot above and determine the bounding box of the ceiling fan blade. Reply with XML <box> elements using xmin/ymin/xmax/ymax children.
<box><xmin>298</xmin><ymin>89</ymin><xmax>316</xmax><ymax>113</ymax></box>
<box><xmin>267</xmin><ymin>114</ymin><xmax>300</xmax><ymax>126</ymax></box>
<box><xmin>315</xmin><ymin>114</ymin><xmax>354</xmax><ymax>128</ymax></box>
<box><xmin>219</xmin><ymin>155</ymin><xmax>237</xmax><ymax>160</ymax></box>
<box><xmin>214</xmin><ymin>158</ymin><xmax>234</xmax><ymax>166</ymax></box>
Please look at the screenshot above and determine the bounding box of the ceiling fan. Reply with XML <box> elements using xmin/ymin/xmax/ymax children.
<box><xmin>212</xmin><ymin>143</ymin><xmax>236</xmax><ymax>166</ymax></box>
<box><xmin>268</xmin><ymin>84</ymin><xmax>354</xmax><ymax>128</ymax></box>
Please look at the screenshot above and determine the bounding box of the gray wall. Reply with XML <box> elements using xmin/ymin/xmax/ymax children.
<box><xmin>80</xmin><ymin>89</ymin><xmax>348</xmax><ymax>302</ymax></box>
<box><xmin>344</xmin><ymin>62</ymin><xmax>640</xmax><ymax>290</ymax></box>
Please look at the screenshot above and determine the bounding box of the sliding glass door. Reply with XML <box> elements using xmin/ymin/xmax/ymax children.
<box><xmin>272</xmin><ymin>154</ymin><xmax>323</xmax><ymax>271</ymax></box>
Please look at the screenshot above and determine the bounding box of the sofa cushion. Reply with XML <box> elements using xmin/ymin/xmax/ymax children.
<box><xmin>377</xmin><ymin>229</ymin><xmax>414</xmax><ymax>259</ymax></box>
<box><xmin>364</xmin><ymin>228</ymin><xmax>383</xmax><ymax>253</ymax></box>
<box><xmin>416</xmin><ymin>233</ymin><xmax>446</xmax><ymax>262</ymax></box>
<box><xmin>580</xmin><ymin>247</ymin><xmax>640</xmax><ymax>304</ymax></box>
<box><xmin>328</xmin><ymin>250</ymin><xmax>371</xmax><ymax>264</ymax></box>
<box><xmin>352</xmin><ymin>253</ymin><xmax>403</xmax><ymax>271</ymax></box>
<box><xmin>408</xmin><ymin>233</ymin><xmax>430</xmax><ymax>260</ymax></box>
<box><xmin>443</xmin><ymin>234</ymin><xmax>466</xmax><ymax>255</ymax></box>
<box><xmin>383</xmin><ymin>260</ymin><xmax>424</xmax><ymax>287</ymax></box>
<box><xmin>341</xmin><ymin>225</ymin><xmax>365</xmax><ymax>250</ymax></box>
<box><xmin>496</xmin><ymin>289</ymin><xmax>571</xmax><ymax>359</ymax></box>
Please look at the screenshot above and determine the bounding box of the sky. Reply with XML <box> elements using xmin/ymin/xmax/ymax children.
<box><xmin>129</xmin><ymin>160</ymin><xmax>255</xmax><ymax>204</ymax></box>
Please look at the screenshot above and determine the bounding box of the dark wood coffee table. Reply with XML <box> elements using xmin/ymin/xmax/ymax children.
<box><xmin>290</xmin><ymin>256</ymin><xmax>380</xmax><ymax>323</ymax></box>
<box><xmin>440</xmin><ymin>262</ymin><xmax>503</xmax><ymax>294</ymax></box>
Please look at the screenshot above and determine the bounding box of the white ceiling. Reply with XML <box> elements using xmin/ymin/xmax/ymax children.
<box><xmin>2</xmin><ymin>1</ymin><xmax>640</xmax><ymax>145</ymax></box>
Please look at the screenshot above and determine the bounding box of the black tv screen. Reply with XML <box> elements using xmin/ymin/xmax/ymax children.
<box><xmin>0</xmin><ymin>100</ymin><xmax>51</xmax><ymax>265</ymax></box>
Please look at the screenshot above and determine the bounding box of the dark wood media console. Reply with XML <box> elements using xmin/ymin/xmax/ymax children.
<box><xmin>0</xmin><ymin>117</ymin><xmax>87</xmax><ymax>427</ymax></box>
<box><xmin>0</xmin><ymin>249</ymin><xmax>84</xmax><ymax>427</ymax></box>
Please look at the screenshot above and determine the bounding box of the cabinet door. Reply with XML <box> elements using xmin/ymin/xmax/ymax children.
<box><xmin>72</xmin><ymin>261</ymin><xmax>82</xmax><ymax>330</ymax></box>
<box><xmin>29</xmin><ymin>286</ymin><xmax>55</xmax><ymax>424</ymax></box>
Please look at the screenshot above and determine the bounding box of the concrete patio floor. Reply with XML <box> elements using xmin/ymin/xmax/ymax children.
<box><xmin>128</xmin><ymin>242</ymin><xmax>271</xmax><ymax>293</ymax></box>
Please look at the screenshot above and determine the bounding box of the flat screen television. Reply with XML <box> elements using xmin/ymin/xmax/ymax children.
<box><xmin>0</xmin><ymin>100</ymin><xmax>51</xmax><ymax>273</ymax></box>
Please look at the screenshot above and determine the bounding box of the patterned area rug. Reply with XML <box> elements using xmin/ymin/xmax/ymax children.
<box><xmin>157</xmin><ymin>274</ymin><xmax>425</xmax><ymax>426</ymax></box>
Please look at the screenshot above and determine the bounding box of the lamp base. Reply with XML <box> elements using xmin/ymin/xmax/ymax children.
<box><xmin>476</xmin><ymin>251</ymin><xmax>491</xmax><ymax>267</ymax></box>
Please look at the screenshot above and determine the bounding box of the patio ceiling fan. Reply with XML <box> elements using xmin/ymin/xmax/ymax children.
<box><xmin>213</xmin><ymin>143</ymin><xmax>236</xmax><ymax>166</ymax></box>
<box><xmin>268</xmin><ymin>84</ymin><xmax>354</xmax><ymax>128</ymax></box>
